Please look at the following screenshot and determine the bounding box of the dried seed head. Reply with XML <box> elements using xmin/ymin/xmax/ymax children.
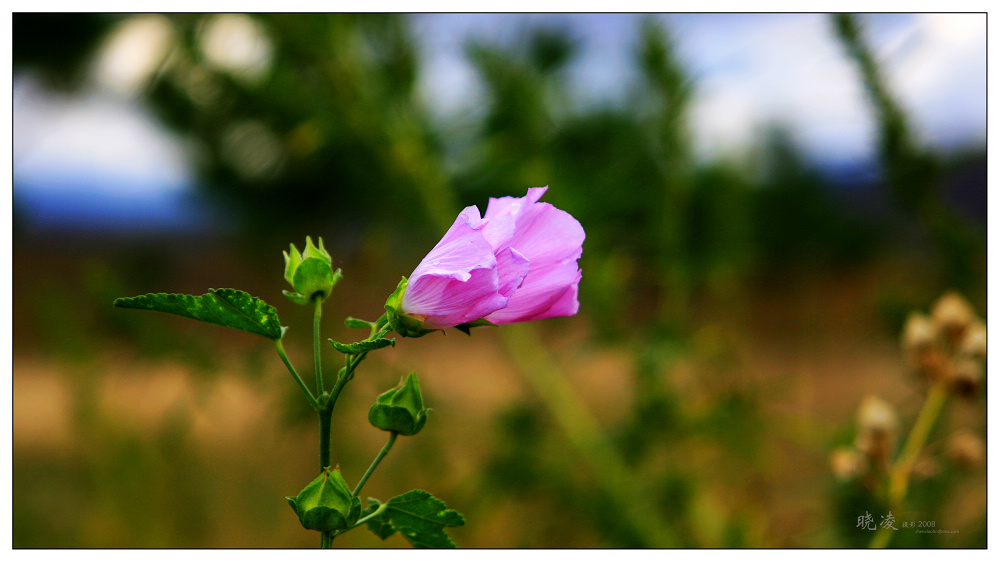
<box><xmin>856</xmin><ymin>395</ymin><xmax>898</xmax><ymax>435</ymax></box>
<box><xmin>901</xmin><ymin>312</ymin><xmax>938</xmax><ymax>353</ymax></box>
<box><xmin>931</xmin><ymin>291</ymin><xmax>977</xmax><ymax>342</ymax></box>
<box><xmin>855</xmin><ymin>396</ymin><xmax>898</xmax><ymax>467</ymax></box>
<box><xmin>946</xmin><ymin>429</ymin><xmax>984</xmax><ymax>469</ymax></box>
<box><xmin>830</xmin><ymin>447</ymin><xmax>868</xmax><ymax>480</ymax></box>
<box><xmin>958</xmin><ymin>321</ymin><xmax>987</xmax><ymax>361</ymax></box>
<box><xmin>949</xmin><ymin>357</ymin><xmax>983</xmax><ymax>398</ymax></box>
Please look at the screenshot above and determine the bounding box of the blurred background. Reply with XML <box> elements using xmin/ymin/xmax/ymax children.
<box><xmin>12</xmin><ymin>13</ymin><xmax>986</xmax><ymax>548</ymax></box>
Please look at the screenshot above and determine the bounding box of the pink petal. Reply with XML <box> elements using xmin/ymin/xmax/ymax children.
<box><xmin>486</xmin><ymin>261</ymin><xmax>582</xmax><ymax>325</ymax></box>
<box><xmin>402</xmin><ymin>207</ymin><xmax>509</xmax><ymax>328</ymax></box>
<box><xmin>407</xmin><ymin>206</ymin><xmax>494</xmax><ymax>283</ymax></box>
<box><xmin>483</xmin><ymin>186</ymin><xmax>547</xmax><ymax>223</ymax></box>
<box><xmin>495</xmin><ymin>247</ymin><xmax>530</xmax><ymax>299</ymax></box>
<box><xmin>483</xmin><ymin>187</ymin><xmax>584</xmax><ymax>266</ymax></box>
<box><xmin>410</xmin><ymin>267</ymin><xmax>509</xmax><ymax>329</ymax></box>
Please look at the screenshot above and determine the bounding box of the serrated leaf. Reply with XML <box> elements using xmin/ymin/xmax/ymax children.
<box><xmin>362</xmin><ymin>498</ymin><xmax>396</xmax><ymax>540</ymax></box>
<box><xmin>378</xmin><ymin>490</ymin><xmax>464</xmax><ymax>548</ymax></box>
<box><xmin>114</xmin><ymin>289</ymin><xmax>284</xmax><ymax>340</ymax></box>
<box><xmin>328</xmin><ymin>337</ymin><xmax>395</xmax><ymax>354</ymax></box>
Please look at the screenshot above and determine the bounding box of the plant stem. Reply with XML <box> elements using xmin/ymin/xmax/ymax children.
<box><xmin>318</xmin><ymin>404</ymin><xmax>334</xmax><ymax>549</ymax></box>
<box><xmin>275</xmin><ymin>340</ymin><xmax>320</xmax><ymax>411</ymax></box>
<box><xmin>501</xmin><ymin>324</ymin><xmax>680</xmax><ymax>548</ymax></box>
<box><xmin>313</xmin><ymin>296</ymin><xmax>325</xmax><ymax>395</ymax></box>
<box><xmin>353</xmin><ymin>432</ymin><xmax>397</xmax><ymax>497</ymax></box>
<box><xmin>353</xmin><ymin>500</ymin><xmax>389</xmax><ymax>528</ymax></box>
<box><xmin>869</xmin><ymin>381</ymin><xmax>950</xmax><ymax>548</ymax></box>
<box><xmin>319</xmin><ymin>406</ymin><xmax>333</xmax><ymax>471</ymax></box>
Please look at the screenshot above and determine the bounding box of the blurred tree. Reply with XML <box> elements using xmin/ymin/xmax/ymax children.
<box><xmin>13</xmin><ymin>13</ymin><xmax>113</xmax><ymax>88</ymax></box>
<box><xmin>141</xmin><ymin>14</ymin><xmax>456</xmax><ymax>246</ymax></box>
<box><xmin>832</xmin><ymin>14</ymin><xmax>983</xmax><ymax>293</ymax></box>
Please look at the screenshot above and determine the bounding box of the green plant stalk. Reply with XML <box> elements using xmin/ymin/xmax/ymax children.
<box><xmin>332</xmin><ymin>500</ymin><xmax>390</xmax><ymax>539</ymax></box>
<box><xmin>314</xmin><ymin>296</ymin><xmax>325</xmax><ymax>395</ymax></box>
<box><xmin>869</xmin><ymin>381</ymin><xmax>950</xmax><ymax>548</ymax></box>
<box><xmin>315</xmin><ymin>319</ymin><xmax>392</xmax><ymax>548</ymax></box>
<box><xmin>275</xmin><ymin>339</ymin><xmax>320</xmax><ymax>411</ymax></box>
<box><xmin>353</xmin><ymin>432</ymin><xmax>397</xmax><ymax>497</ymax></box>
<box><xmin>501</xmin><ymin>324</ymin><xmax>680</xmax><ymax>547</ymax></box>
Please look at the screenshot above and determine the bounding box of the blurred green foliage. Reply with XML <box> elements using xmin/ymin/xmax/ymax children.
<box><xmin>13</xmin><ymin>13</ymin><xmax>985</xmax><ymax>548</ymax></box>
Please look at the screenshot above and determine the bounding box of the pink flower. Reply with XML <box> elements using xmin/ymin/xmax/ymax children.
<box><xmin>395</xmin><ymin>186</ymin><xmax>583</xmax><ymax>332</ymax></box>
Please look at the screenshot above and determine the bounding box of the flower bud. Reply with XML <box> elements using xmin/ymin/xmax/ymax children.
<box><xmin>931</xmin><ymin>291</ymin><xmax>976</xmax><ymax>344</ymax></box>
<box><xmin>368</xmin><ymin>372</ymin><xmax>431</xmax><ymax>436</ymax></box>
<box><xmin>830</xmin><ymin>447</ymin><xmax>868</xmax><ymax>481</ymax></box>
<box><xmin>286</xmin><ymin>466</ymin><xmax>362</xmax><ymax>532</ymax></box>
<box><xmin>283</xmin><ymin>236</ymin><xmax>342</xmax><ymax>305</ymax></box>
<box><xmin>946</xmin><ymin>429</ymin><xmax>984</xmax><ymax>469</ymax></box>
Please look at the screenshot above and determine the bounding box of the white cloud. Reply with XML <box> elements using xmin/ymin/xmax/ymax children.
<box><xmin>13</xmin><ymin>75</ymin><xmax>192</xmax><ymax>193</ymax></box>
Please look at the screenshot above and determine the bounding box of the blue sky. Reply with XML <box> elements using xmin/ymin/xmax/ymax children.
<box><xmin>12</xmin><ymin>13</ymin><xmax>987</xmax><ymax>231</ymax></box>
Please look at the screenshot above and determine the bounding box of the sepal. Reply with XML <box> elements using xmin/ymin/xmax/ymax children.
<box><xmin>384</xmin><ymin>277</ymin><xmax>435</xmax><ymax>337</ymax></box>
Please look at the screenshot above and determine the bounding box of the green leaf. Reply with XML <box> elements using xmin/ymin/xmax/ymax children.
<box><xmin>113</xmin><ymin>289</ymin><xmax>284</xmax><ymax>340</ymax></box>
<box><xmin>344</xmin><ymin>317</ymin><xmax>374</xmax><ymax>329</ymax></box>
<box><xmin>328</xmin><ymin>337</ymin><xmax>395</xmax><ymax>354</ymax></box>
<box><xmin>361</xmin><ymin>499</ymin><xmax>396</xmax><ymax>540</ymax></box>
<box><xmin>365</xmin><ymin>490</ymin><xmax>464</xmax><ymax>548</ymax></box>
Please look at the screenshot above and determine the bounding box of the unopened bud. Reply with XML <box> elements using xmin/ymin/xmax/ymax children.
<box><xmin>368</xmin><ymin>372</ymin><xmax>431</xmax><ymax>436</ymax></box>
<box><xmin>931</xmin><ymin>291</ymin><xmax>976</xmax><ymax>344</ymax></box>
<box><xmin>946</xmin><ymin>429</ymin><xmax>984</xmax><ymax>469</ymax></box>
<box><xmin>283</xmin><ymin>236</ymin><xmax>342</xmax><ymax>305</ymax></box>
<box><xmin>286</xmin><ymin>466</ymin><xmax>362</xmax><ymax>532</ymax></box>
<box><xmin>830</xmin><ymin>447</ymin><xmax>868</xmax><ymax>480</ymax></box>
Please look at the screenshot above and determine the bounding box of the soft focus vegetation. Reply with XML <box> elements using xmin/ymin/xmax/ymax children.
<box><xmin>12</xmin><ymin>14</ymin><xmax>986</xmax><ymax>548</ymax></box>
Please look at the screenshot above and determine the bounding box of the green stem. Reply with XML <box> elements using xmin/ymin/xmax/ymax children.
<box><xmin>501</xmin><ymin>324</ymin><xmax>680</xmax><ymax>547</ymax></box>
<box><xmin>353</xmin><ymin>432</ymin><xmax>397</xmax><ymax>497</ymax></box>
<box><xmin>313</xmin><ymin>296</ymin><xmax>325</xmax><ymax>396</ymax></box>
<box><xmin>869</xmin><ymin>381</ymin><xmax>950</xmax><ymax>549</ymax></box>
<box><xmin>332</xmin><ymin>500</ymin><xmax>390</xmax><ymax>539</ymax></box>
<box><xmin>319</xmin><ymin>407</ymin><xmax>333</xmax><ymax>471</ymax></box>
<box><xmin>354</xmin><ymin>500</ymin><xmax>389</xmax><ymax>528</ymax></box>
<box><xmin>318</xmin><ymin>405</ymin><xmax>333</xmax><ymax>549</ymax></box>
<box><xmin>275</xmin><ymin>340</ymin><xmax>320</xmax><ymax>411</ymax></box>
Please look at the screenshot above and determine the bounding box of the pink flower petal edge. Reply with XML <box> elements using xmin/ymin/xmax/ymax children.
<box><xmin>400</xmin><ymin>186</ymin><xmax>584</xmax><ymax>330</ymax></box>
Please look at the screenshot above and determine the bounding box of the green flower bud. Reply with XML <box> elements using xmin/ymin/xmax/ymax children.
<box><xmin>283</xmin><ymin>236</ymin><xmax>342</xmax><ymax>305</ymax></box>
<box><xmin>368</xmin><ymin>372</ymin><xmax>431</xmax><ymax>436</ymax></box>
<box><xmin>383</xmin><ymin>277</ymin><xmax>435</xmax><ymax>337</ymax></box>
<box><xmin>285</xmin><ymin>466</ymin><xmax>362</xmax><ymax>532</ymax></box>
